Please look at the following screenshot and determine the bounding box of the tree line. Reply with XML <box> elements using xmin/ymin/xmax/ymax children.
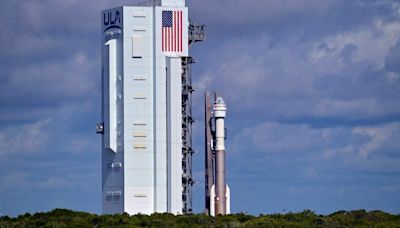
<box><xmin>1</xmin><ymin>209</ymin><xmax>399</xmax><ymax>227</ymax></box>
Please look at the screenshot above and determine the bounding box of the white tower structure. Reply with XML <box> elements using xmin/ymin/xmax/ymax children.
<box><xmin>97</xmin><ymin>0</ymin><xmax>205</xmax><ymax>215</ymax></box>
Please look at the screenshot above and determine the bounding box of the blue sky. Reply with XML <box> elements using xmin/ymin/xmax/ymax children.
<box><xmin>0</xmin><ymin>0</ymin><xmax>399</xmax><ymax>216</ymax></box>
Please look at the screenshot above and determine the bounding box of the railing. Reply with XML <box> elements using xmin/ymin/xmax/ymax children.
<box><xmin>136</xmin><ymin>0</ymin><xmax>161</xmax><ymax>6</ymax></box>
<box><xmin>189</xmin><ymin>23</ymin><xmax>206</xmax><ymax>44</ymax></box>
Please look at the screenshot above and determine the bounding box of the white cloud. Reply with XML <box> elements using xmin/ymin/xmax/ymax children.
<box><xmin>310</xmin><ymin>20</ymin><xmax>400</xmax><ymax>69</ymax></box>
<box><xmin>3</xmin><ymin>51</ymin><xmax>96</xmax><ymax>102</ymax></box>
<box><xmin>0</xmin><ymin>169</ymin><xmax>98</xmax><ymax>191</ymax></box>
<box><xmin>190</xmin><ymin>0</ymin><xmax>340</xmax><ymax>26</ymax></box>
<box><xmin>66</xmin><ymin>136</ymin><xmax>98</xmax><ymax>155</ymax></box>
<box><xmin>231</xmin><ymin>121</ymin><xmax>400</xmax><ymax>161</ymax></box>
<box><xmin>352</xmin><ymin>123</ymin><xmax>399</xmax><ymax>158</ymax></box>
<box><xmin>231</xmin><ymin>122</ymin><xmax>328</xmax><ymax>156</ymax></box>
<box><xmin>0</xmin><ymin>119</ymin><xmax>53</xmax><ymax>156</ymax></box>
<box><xmin>311</xmin><ymin>98</ymin><xmax>399</xmax><ymax>118</ymax></box>
<box><xmin>194</xmin><ymin>10</ymin><xmax>400</xmax><ymax>122</ymax></box>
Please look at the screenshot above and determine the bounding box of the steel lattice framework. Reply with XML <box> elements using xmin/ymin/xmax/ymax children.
<box><xmin>181</xmin><ymin>22</ymin><xmax>205</xmax><ymax>213</ymax></box>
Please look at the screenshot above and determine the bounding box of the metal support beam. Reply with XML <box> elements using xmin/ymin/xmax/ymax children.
<box><xmin>181</xmin><ymin>57</ymin><xmax>194</xmax><ymax>213</ymax></box>
<box><xmin>181</xmin><ymin>19</ymin><xmax>205</xmax><ymax>214</ymax></box>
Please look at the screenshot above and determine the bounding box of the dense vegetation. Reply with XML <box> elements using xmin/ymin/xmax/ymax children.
<box><xmin>1</xmin><ymin>209</ymin><xmax>399</xmax><ymax>227</ymax></box>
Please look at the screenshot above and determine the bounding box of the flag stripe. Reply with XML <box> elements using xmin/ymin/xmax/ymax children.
<box><xmin>174</xmin><ymin>12</ymin><xmax>178</xmax><ymax>51</ymax></box>
<box><xmin>174</xmin><ymin>11</ymin><xmax>176</xmax><ymax>52</ymax></box>
<box><xmin>177</xmin><ymin>12</ymin><xmax>179</xmax><ymax>52</ymax></box>
<box><xmin>173</xmin><ymin>11</ymin><xmax>175</xmax><ymax>51</ymax></box>
<box><xmin>180</xmin><ymin>11</ymin><xmax>182</xmax><ymax>52</ymax></box>
<box><xmin>168</xmin><ymin>28</ymin><xmax>171</xmax><ymax>52</ymax></box>
<box><xmin>162</xmin><ymin>10</ymin><xmax>183</xmax><ymax>53</ymax></box>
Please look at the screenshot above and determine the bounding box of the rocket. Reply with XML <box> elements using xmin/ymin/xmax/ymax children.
<box><xmin>205</xmin><ymin>92</ymin><xmax>231</xmax><ymax>216</ymax></box>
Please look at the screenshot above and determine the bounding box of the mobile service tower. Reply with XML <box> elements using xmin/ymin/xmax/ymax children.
<box><xmin>97</xmin><ymin>0</ymin><xmax>205</xmax><ymax>215</ymax></box>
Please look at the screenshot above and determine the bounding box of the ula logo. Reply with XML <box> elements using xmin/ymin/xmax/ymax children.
<box><xmin>103</xmin><ymin>10</ymin><xmax>121</xmax><ymax>31</ymax></box>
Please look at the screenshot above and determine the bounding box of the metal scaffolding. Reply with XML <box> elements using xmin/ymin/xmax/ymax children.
<box><xmin>181</xmin><ymin>22</ymin><xmax>205</xmax><ymax>213</ymax></box>
<box><xmin>189</xmin><ymin>23</ymin><xmax>206</xmax><ymax>44</ymax></box>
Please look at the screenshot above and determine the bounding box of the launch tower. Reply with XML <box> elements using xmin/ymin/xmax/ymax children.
<box><xmin>97</xmin><ymin>0</ymin><xmax>205</xmax><ymax>215</ymax></box>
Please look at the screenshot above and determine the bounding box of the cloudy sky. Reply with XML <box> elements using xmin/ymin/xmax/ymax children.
<box><xmin>1</xmin><ymin>0</ymin><xmax>399</xmax><ymax>216</ymax></box>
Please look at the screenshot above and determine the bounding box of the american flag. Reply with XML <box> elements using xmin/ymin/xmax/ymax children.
<box><xmin>162</xmin><ymin>10</ymin><xmax>183</xmax><ymax>52</ymax></box>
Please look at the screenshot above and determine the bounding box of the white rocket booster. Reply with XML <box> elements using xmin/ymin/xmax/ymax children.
<box><xmin>209</xmin><ymin>97</ymin><xmax>230</xmax><ymax>216</ymax></box>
